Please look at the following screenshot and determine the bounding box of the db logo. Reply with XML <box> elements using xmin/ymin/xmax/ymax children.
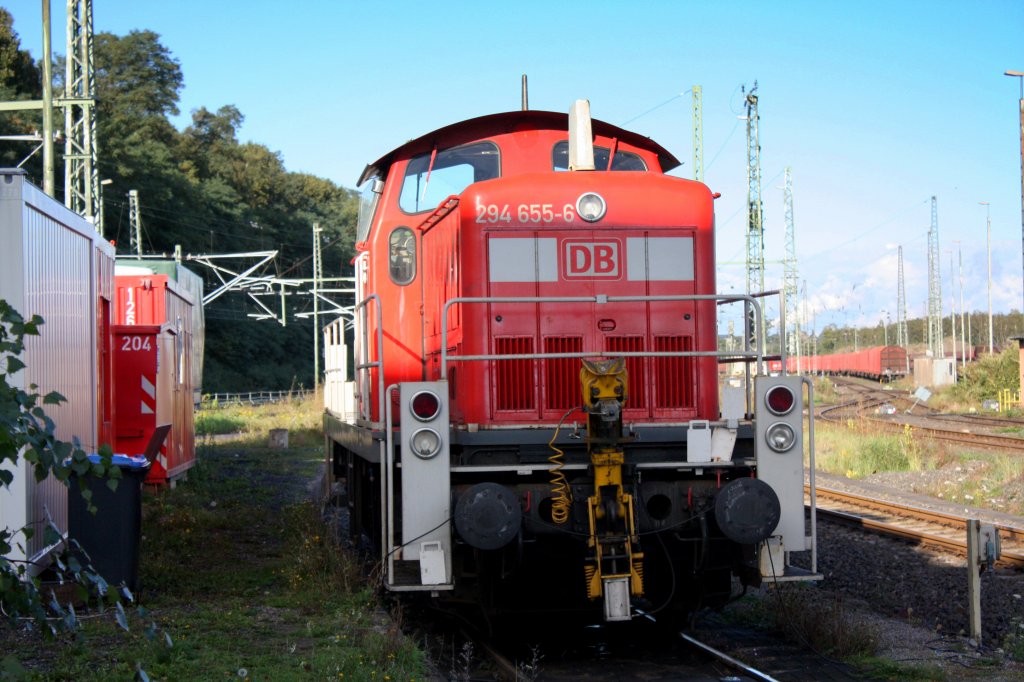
<box><xmin>562</xmin><ymin>240</ymin><xmax>620</xmax><ymax>279</ymax></box>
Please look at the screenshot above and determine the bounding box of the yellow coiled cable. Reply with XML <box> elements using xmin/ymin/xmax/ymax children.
<box><xmin>548</xmin><ymin>407</ymin><xmax>580</xmax><ymax>525</ymax></box>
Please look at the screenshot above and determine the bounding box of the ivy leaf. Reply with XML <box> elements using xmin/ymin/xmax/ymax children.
<box><xmin>43</xmin><ymin>391</ymin><xmax>66</xmax><ymax>405</ymax></box>
<box><xmin>115</xmin><ymin>601</ymin><xmax>129</xmax><ymax>631</ymax></box>
<box><xmin>5</xmin><ymin>357</ymin><xmax>25</xmax><ymax>374</ymax></box>
<box><xmin>106</xmin><ymin>478</ymin><xmax>121</xmax><ymax>492</ymax></box>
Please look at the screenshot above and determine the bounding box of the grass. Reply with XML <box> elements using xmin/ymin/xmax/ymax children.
<box><xmin>812</xmin><ymin>417</ymin><xmax>1024</xmax><ymax>515</ymax></box>
<box><xmin>2</xmin><ymin>395</ymin><xmax>429</xmax><ymax>681</ymax></box>
<box><xmin>813</xmin><ymin>421</ymin><xmax>933</xmax><ymax>479</ymax></box>
<box><xmin>813</xmin><ymin>377</ymin><xmax>840</xmax><ymax>405</ymax></box>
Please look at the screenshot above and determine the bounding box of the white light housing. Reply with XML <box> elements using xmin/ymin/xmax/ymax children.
<box><xmin>765</xmin><ymin>422</ymin><xmax>796</xmax><ymax>452</ymax></box>
<box><xmin>411</xmin><ymin>428</ymin><xmax>442</xmax><ymax>459</ymax></box>
<box><xmin>577</xmin><ymin>192</ymin><xmax>606</xmax><ymax>222</ymax></box>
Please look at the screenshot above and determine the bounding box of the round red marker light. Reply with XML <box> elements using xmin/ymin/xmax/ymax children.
<box><xmin>765</xmin><ymin>386</ymin><xmax>795</xmax><ymax>416</ymax></box>
<box><xmin>411</xmin><ymin>391</ymin><xmax>441</xmax><ymax>421</ymax></box>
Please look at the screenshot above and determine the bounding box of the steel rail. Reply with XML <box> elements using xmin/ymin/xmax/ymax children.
<box><xmin>679</xmin><ymin>632</ymin><xmax>780</xmax><ymax>682</ymax></box>
<box><xmin>810</xmin><ymin>486</ymin><xmax>1024</xmax><ymax>569</ymax></box>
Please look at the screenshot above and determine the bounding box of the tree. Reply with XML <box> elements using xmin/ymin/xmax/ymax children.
<box><xmin>0</xmin><ymin>8</ymin><xmax>44</xmax><ymax>178</ymax></box>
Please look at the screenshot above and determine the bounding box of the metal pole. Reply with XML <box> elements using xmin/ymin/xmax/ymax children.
<box><xmin>949</xmin><ymin>252</ymin><xmax>958</xmax><ymax>372</ymax></box>
<box><xmin>957</xmin><ymin>242</ymin><xmax>966</xmax><ymax>369</ymax></box>
<box><xmin>967</xmin><ymin>519</ymin><xmax>982</xmax><ymax>643</ymax></box>
<box><xmin>982</xmin><ymin>202</ymin><xmax>993</xmax><ymax>354</ymax></box>
<box><xmin>41</xmin><ymin>0</ymin><xmax>54</xmax><ymax>196</ymax></box>
<box><xmin>313</xmin><ymin>222</ymin><xmax>322</xmax><ymax>389</ymax></box>
<box><xmin>1006</xmin><ymin>71</ymin><xmax>1024</xmax><ymax>313</ymax></box>
<box><xmin>521</xmin><ymin>74</ymin><xmax>528</xmax><ymax>111</ymax></box>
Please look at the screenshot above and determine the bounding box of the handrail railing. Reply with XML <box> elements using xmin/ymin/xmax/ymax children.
<box><xmin>353</xmin><ymin>294</ymin><xmax>385</xmax><ymax>425</ymax></box>
<box><xmin>440</xmin><ymin>294</ymin><xmax>766</xmax><ymax>379</ymax></box>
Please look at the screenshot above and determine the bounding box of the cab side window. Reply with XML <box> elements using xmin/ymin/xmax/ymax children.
<box><xmin>388</xmin><ymin>227</ymin><xmax>416</xmax><ymax>285</ymax></box>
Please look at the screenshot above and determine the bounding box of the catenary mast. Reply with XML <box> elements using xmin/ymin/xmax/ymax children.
<box><xmin>744</xmin><ymin>83</ymin><xmax>765</xmax><ymax>346</ymax></box>
<box><xmin>782</xmin><ymin>167</ymin><xmax>800</xmax><ymax>367</ymax></box>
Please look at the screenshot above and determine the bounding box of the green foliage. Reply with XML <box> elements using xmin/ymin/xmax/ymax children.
<box><xmin>949</xmin><ymin>347</ymin><xmax>1020</xmax><ymax>403</ymax></box>
<box><xmin>0</xmin><ymin>7</ymin><xmax>43</xmax><ymax>177</ymax></box>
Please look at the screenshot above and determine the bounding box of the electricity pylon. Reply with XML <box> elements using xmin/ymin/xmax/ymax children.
<box><xmin>692</xmin><ymin>85</ymin><xmax>703</xmax><ymax>183</ymax></box>
<box><xmin>744</xmin><ymin>82</ymin><xmax>765</xmax><ymax>348</ymax></box>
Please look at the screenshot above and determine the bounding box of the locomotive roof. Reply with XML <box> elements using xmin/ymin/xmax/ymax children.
<box><xmin>358</xmin><ymin>109</ymin><xmax>682</xmax><ymax>186</ymax></box>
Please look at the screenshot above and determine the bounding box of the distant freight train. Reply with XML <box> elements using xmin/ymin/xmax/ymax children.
<box><xmin>322</xmin><ymin>102</ymin><xmax>821</xmax><ymax>623</ymax></box>
<box><xmin>769</xmin><ymin>345</ymin><xmax>909</xmax><ymax>381</ymax></box>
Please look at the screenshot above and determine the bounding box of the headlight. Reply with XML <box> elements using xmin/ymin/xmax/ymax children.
<box><xmin>576</xmin><ymin>192</ymin><xmax>606</xmax><ymax>222</ymax></box>
<box><xmin>410</xmin><ymin>428</ymin><xmax>442</xmax><ymax>459</ymax></box>
<box><xmin>765</xmin><ymin>422</ymin><xmax>796</xmax><ymax>452</ymax></box>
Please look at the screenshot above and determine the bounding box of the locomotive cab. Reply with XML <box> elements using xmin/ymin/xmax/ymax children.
<box><xmin>324</xmin><ymin>101</ymin><xmax>820</xmax><ymax>622</ymax></box>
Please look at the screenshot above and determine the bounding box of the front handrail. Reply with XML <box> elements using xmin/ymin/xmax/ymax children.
<box><xmin>353</xmin><ymin>294</ymin><xmax>384</xmax><ymax>425</ymax></box>
<box><xmin>439</xmin><ymin>294</ymin><xmax>765</xmax><ymax>379</ymax></box>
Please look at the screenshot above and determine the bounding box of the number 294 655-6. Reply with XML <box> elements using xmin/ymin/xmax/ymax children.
<box><xmin>475</xmin><ymin>202</ymin><xmax>575</xmax><ymax>224</ymax></box>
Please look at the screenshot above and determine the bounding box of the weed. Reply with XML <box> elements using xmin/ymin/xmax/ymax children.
<box><xmin>516</xmin><ymin>644</ymin><xmax>544</xmax><ymax>681</ymax></box>
<box><xmin>450</xmin><ymin>640</ymin><xmax>475</xmax><ymax>681</ymax></box>
<box><xmin>767</xmin><ymin>585</ymin><xmax>879</xmax><ymax>659</ymax></box>
<box><xmin>1005</xmin><ymin>600</ymin><xmax>1024</xmax><ymax>662</ymax></box>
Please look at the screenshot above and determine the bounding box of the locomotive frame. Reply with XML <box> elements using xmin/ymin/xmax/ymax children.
<box><xmin>323</xmin><ymin>102</ymin><xmax>821</xmax><ymax>622</ymax></box>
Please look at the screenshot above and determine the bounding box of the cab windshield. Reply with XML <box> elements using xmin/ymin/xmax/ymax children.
<box><xmin>399</xmin><ymin>141</ymin><xmax>500</xmax><ymax>214</ymax></box>
<box><xmin>552</xmin><ymin>141</ymin><xmax>647</xmax><ymax>171</ymax></box>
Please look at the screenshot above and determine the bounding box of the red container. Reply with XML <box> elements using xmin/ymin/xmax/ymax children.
<box><xmin>112</xmin><ymin>273</ymin><xmax>196</xmax><ymax>484</ymax></box>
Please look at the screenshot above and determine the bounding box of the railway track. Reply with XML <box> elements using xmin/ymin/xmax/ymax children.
<box><xmin>454</xmin><ymin>615</ymin><xmax>859</xmax><ymax>680</ymax></box>
<box><xmin>810</xmin><ymin>485</ymin><xmax>1024</xmax><ymax>570</ymax></box>
<box><xmin>820</xmin><ymin>377</ymin><xmax>1024</xmax><ymax>452</ymax></box>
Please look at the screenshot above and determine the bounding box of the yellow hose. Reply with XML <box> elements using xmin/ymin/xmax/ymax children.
<box><xmin>548</xmin><ymin>408</ymin><xmax>578</xmax><ymax>525</ymax></box>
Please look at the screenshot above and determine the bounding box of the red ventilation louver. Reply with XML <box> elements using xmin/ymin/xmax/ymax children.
<box><xmin>605</xmin><ymin>336</ymin><xmax>646</xmax><ymax>410</ymax></box>
<box><xmin>654</xmin><ymin>335</ymin><xmax>694</xmax><ymax>409</ymax></box>
<box><xmin>544</xmin><ymin>336</ymin><xmax>583</xmax><ymax>411</ymax></box>
<box><xmin>494</xmin><ymin>337</ymin><xmax>535</xmax><ymax>411</ymax></box>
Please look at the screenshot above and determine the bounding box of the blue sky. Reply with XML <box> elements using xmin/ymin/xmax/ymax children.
<box><xmin>8</xmin><ymin>0</ymin><xmax>1024</xmax><ymax>339</ymax></box>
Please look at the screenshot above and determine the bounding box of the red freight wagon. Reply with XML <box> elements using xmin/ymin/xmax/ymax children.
<box><xmin>782</xmin><ymin>345</ymin><xmax>908</xmax><ymax>381</ymax></box>
<box><xmin>113</xmin><ymin>274</ymin><xmax>196</xmax><ymax>484</ymax></box>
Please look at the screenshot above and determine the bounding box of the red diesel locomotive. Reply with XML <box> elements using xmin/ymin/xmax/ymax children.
<box><xmin>323</xmin><ymin>102</ymin><xmax>819</xmax><ymax>622</ymax></box>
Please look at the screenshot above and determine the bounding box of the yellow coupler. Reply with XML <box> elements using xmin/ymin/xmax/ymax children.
<box><xmin>579</xmin><ymin>359</ymin><xmax>644</xmax><ymax>602</ymax></box>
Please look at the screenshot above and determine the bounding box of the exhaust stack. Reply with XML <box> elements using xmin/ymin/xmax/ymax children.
<box><xmin>568</xmin><ymin>100</ymin><xmax>595</xmax><ymax>171</ymax></box>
